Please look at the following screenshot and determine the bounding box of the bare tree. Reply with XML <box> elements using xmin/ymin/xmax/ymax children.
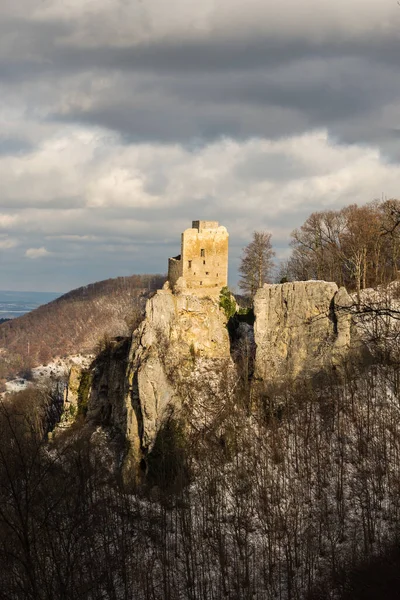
<box><xmin>287</xmin><ymin>201</ymin><xmax>400</xmax><ymax>296</ymax></box>
<box><xmin>239</xmin><ymin>231</ymin><xmax>275</xmax><ymax>297</ymax></box>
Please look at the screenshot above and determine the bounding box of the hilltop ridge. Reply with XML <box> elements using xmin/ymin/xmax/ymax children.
<box><xmin>0</xmin><ymin>274</ymin><xmax>166</xmax><ymax>386</ymax></box>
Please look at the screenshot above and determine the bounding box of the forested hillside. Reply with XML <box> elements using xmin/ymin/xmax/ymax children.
<box><xmin>2</xmin><ymin>348</ymin><xmax>400</xmax><ymax>599</ymax></box>
<box><xmin>0</xmin><ymin>274</ymin><xmax>165</xmax><ymax>383</ymax></box>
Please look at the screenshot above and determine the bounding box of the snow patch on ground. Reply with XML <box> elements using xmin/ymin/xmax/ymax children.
<box><xmin>3</xmin><ymin>354</ymin><xmax>94</xmax><ymax>396</ymax></box>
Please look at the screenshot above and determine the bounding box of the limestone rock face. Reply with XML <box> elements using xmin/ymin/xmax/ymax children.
<box><xmin>66</xmin><ymin>365</ymin><xmax>82</xmax><ymax>407</ymax></box>
<box><xmin>86</xmin><ymin>279</ymin><xmax>357</xmax><ymax>479</ymax></box>
<box><xmin>57</xmin><ymin>365</ymin><xmax>83</xmax><ymax>428</ymax></box>
<box><xmin>333</xmin><ymin>286</ymin><xmax>353</xmax><ymax>362</ymax></box>
<box><xmin>254</xmin><ymin>281</ymin><xmax>353</xmax><ymax>384</ymax></box>
<box><xmin>122</xmin><ymin>289</ymin><xmax>233</xmax><ymax>475</ymax></box>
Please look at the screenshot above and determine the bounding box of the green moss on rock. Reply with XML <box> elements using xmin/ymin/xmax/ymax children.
<box><xmin>77</xmin><ymin>370</ymin><xmax>92</xmax><ymax>417</ymax></box>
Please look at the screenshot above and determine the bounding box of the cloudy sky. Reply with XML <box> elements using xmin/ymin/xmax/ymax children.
<box><xmin>1</xmin><ymin>0</ymin><xmax>400</xmax><ymax>292</ymax></box>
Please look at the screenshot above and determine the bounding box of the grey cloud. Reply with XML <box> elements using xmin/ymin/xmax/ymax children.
<box><xmin>59</xmin><ymin>38</ymin><xmax>326</xmax><ymax>74</ymax></box>
<box><xmin>37</xmin><ymin>51</ymin><xmax>399</xmax><ymax>154</ymax></box>
<box><xmin>2</xmin><ymin>2</ymin><xmax>400</xmax><ymax>291</ymax></box>
<box><xmin>1</xmin><ymin>11</ymin><xmax>400</xmax><ymax>153</ymax></box>
<box><xmin>234</xmin><ymin>152</ymin><xmax>308</xmax><ymax>182</ymax></box>
<box><xmin>0</xmin><ymin>197</ymin><xmax>84</xmax><ymax>209</ymax></box>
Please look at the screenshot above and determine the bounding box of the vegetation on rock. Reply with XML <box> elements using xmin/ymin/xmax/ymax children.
<box><xmin>77</xmin><ymin>370</ymin><xmax>92</xmax><ymax>417</ymax></box>
<box><xmin>219</xmin><ymin>285</ymin><xmax>237</xmax><ymax>319</ymax></box>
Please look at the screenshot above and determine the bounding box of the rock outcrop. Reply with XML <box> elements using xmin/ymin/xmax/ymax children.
<box><xmin>60</xmin><ymin>364</ymin><xmax>82</xmax><ymax>427</ymax></box>
<box><xmin>253</xmin><ymin>281</ymin><xmax>353</xmax><ymax>384</ymax></box>
<box><xmin>87</xmin><ymin>288</ymin><xmax>234</xmax><ymax>478</ymax></box>
<box><xmin>81</xmin><ymin>279</ymin><xmax>359</xmax><ymax>479</ymax></box>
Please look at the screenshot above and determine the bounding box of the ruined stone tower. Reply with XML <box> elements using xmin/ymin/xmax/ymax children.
<box><xmin>168</xmin><ymin>221</ymin><xmax>229</xmax><ymax>294</ymax></box>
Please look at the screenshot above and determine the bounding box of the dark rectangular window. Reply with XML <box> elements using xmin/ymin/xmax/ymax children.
<box><xmin>205</xmin><ymin>272</ymin><xmax>209</xmax><ymax>275</ymax></box>
<box><xmin>203</xmin><ymin>260</ymin><xmax>206</xmax><ymax>265</ymax></box>
<box><xmin>200</xmin><ymin>281</ymin><xmax>202</xmax><ymax>285</ymax></box>
<box><xmin>188</xmin><ymin>260</ymin><xmax>192</xmax><ymax>268</ymax></box>
<box><xmin>200</xmin><ymin>249</ymin><xmax>205</xmax><ymax>257</ymax></box>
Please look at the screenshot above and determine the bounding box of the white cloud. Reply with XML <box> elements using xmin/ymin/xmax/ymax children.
<box><xmin>0</xmin><ymin>128</ymin><xmax>99</xmax><ymax>204</ymax></box>
<box><xmin>0</xmin><ymin>215</ymin><xmax>19</xmax><ymax>228</ymax></box>
<box><xmin>86</xmin><ymin>167</ymin><xmax>160</xmax><ymax>209</ymax></box>
<box><xmin>1</xmin><ymin>125</ymin><xmax>400</xmax><ymax>250</ymax></box>
<box><xmin>0</xmin><ymin>237</ymin><xmax>18</xmax><ymax>249</ymax></box>
<box><xmin>25</xmin><ymin>247</ymin><xmax>51</xmax><ymax>259</ymax></box>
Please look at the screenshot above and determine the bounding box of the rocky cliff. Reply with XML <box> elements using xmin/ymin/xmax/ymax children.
<box><xmin>85</xmin><ymin>287</ymin><xmax>235</xmax><ymax>479</ymax></box>
<box><xmin>254</xmin><ymin>281</ymin><xmax>353</xmax><ymax>384</ymax></box>
<box><xmin>71</xmin><ymin>280</ymin><xmax>357</xmax><ymax>478</ymax></box>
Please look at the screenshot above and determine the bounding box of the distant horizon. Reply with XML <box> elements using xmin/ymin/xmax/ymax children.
<box><xmin>0</xmin><ymin>269</ymin><xmax>171</xmax><ymax>296</ymax></box>
<box><xmin>0</xmin><ymin>290</ymin><xmax>62</xmax><ymax>319</ymax></box>
<box><xmin>0</xmin><ymin>272</ymin><xmax>170</xmax><ymax>306</ymax></box>
<box><xmin>0</xmin><ymin>289</ymin><xmax>62</xmax><ymax>295</ymax></box>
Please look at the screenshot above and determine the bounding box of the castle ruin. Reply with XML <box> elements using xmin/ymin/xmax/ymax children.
<box><xmin>168</xmin><ymin>221</ymin><xmax>229</xmax><ymax>294</ymax></box>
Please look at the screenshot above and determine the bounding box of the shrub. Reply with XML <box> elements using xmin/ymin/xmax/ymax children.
<box><xmin>219</xmin><ymin>286</ymin><xmax>237</xmax><ymax>320</ymax></box>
